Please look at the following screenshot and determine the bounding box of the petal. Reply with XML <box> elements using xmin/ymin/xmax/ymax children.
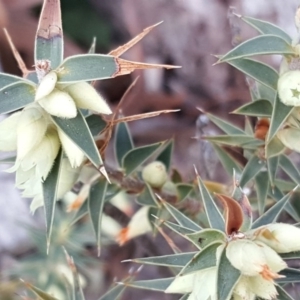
<box><xmin>35</xmin><ymin>70</ymin><xmax>57</xmax><ymax>101</ymax></box>
<box><xmin>0</xmin><ymin>112</ymin><xmax>21</xmax><ymax>151</ymax></box>
<box><xmin>17</xmin><ymin>106</ymin><xmax>47</xmax><ymax>159</ymax></box>
<box><xmin>233</xmin><ymin>276</ymin><xmax>256</xmax><ymax>300</ymax></box>
<box><xmin>38</xmin><ymin>89</ymin><xmax>77</xmax><ymax>118</ymax></box>
<box><xmin>57</xmin><ymin>128</ymin><xmax>85</xmax><ymax>167</ymax></box>
<box><xmin>165</xmin><ymin>272</ymin><xmax>196</xmax><ymax>294</ymax></box>
<box><xmin>248</xmin><ymin>275</ymin><xmax>277</xmax><ymax>300</ymax></box>
<box><xmin>278</xmin><ymin>70</ymin><xmax>300</xmax><ymax>106</ymax></box>
<box><xmin>63</xmin><ymin>82</ymin><xmax>112</xmax><ymax>114</ymax></box>
<box><xmin>277</xmin><ymin>128</ymin><xmax>300</xmax><ymax>153</ymax></box>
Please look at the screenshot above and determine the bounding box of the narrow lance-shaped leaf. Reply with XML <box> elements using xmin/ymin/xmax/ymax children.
<box><xmin>86</xmin><ymin>114</ymin><xmax>107</xmax><ymax>136</ymax></box>
<box><xmin>123</xmin><ymin>278</ymin><xmax>174</xmax><ymax>292</ymax></box>
<box><xmin>266</xmin><ymin>136</ymin><xmax>286</xmax><ymax>158</ymax></box>
<box><xmin>217</xmin><ymin>247</ymin><xmax>241</xmax><ymax>300</ymax></box>
<box><xmin>23</xmin><ymin>281</ymin><xmax>59</xmax><ymax>300</ymax></box>
<box><xmin>35</xmin><ymin>0</ymin><xmax>63</xmax><ymax>68</ymax></box>
<box><xmin>156</xmin><ymin>139</ymin><xmax>174</xmax><ymax>171</ymax></box>
<box><xmin>196</xmin><ymin>173</ymin><xmax>225</xmax><ymax>231</ymax></box>
<box><xmin>162</xmin><ymin>220</ymin><xmax>196</xmax><ymax>237</ymax></box>
<box><xmin>98</xmin><ymin>284</ymin><xmax>126</xmax><ymax>300</ymax></box>
<box><xmin>257</xmin><ymin>82</ymin><xmax>276</xmax><ymax>103</ymax></box>
<box><xmin>176</xmin><ymin>184</ymin><xmax>194</xmax><ymax>202</ymax></box>
<box><xmin>114</xmin><ymin>122</ymin><xmax>134</xmax><ymax>167</ymax></box>
<box><xmin>122</xmin><ymin>142</ymin><xmax>164</xmax><ymax>175</ymax></box>
<box><xmin>255</xmin><ymin>171</ymin><xmax>269</xmax><ymax>215</ymax></box>
<box><xmin>0</xmin><ymin>81</ymin><xmax>35</xmax><ymax>114</ymax></box>
<box><xmin>88</xmin><ymin>178</ymin><xmax>108</xmax><ymax>255</ymax></box>
<box><xmin>203</xmin><ymin>135</ymin><xmax>264</xmax><ymax>148</ymax></box>
<box><xmin>0</xmin><ymin>73</ymin><xmax>27</xmax><ymax>89</ymax></box>
<box><xmin>71</xmin><ymin>201</ymin><xmax>88</xmax><ymax>225</ymax></box>
<box><xmin>239</xmin><ymin>15</ymin><xmax>292</xmax><ymax>43</ymax></box>
<box><xmin>268</xmin><ymin>155</ymin><xmax>279</xmax><ymax>188</ymax></box>
<box><xmin>267</xmin><ymin>94</ymin><xmax>294</xmax><ymax>142</ymax></box>
<box><xmin>277</xmin><ymin>268</ymin><xmax>300</xmax><ymax>283</ymax></box>
<box><xmin>137</xmin><ymin>183</ymin><xmax>159</xmax><ymax>207</ymax></box>
<box><xmin>279</xmin><ymin>154</ymin><xmax>300</xmax><ymax>184</ymax></box>
<box><xmin>276</xmin><ymin>285</ymin><xmax>295</xmax><ymax>300</ymax></box>
<box><xmin>232</xmin><ymin>99</ymin><xmax>273</xmax><ymax>117</ymax></box>
<box><xmin>42</xmin><ymin>150</ymin><xmax>62</xmax><ymax>251</ymax></box>
<box><xmin>227</xmin><ymin>58</ymin><xmax>278</xmax><ymax>90</ymax></box>
<box><xmin>218</xmin><ymin>35</ymin><xmax>294</xmax><ymax>62</ymax></box>
<box><xmin>51</xmin><ymin>110</ymin><xmax>103</xmax><ymax>168</ymax></box>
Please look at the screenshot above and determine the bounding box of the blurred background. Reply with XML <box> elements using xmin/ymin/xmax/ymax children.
<box><xmin>0</xmin><ymin>0</ymin><xmax>299</xmax><ymax>299</ymax></box>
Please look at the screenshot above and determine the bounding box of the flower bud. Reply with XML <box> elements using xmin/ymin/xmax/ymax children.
<box><xmin>38</xmin><ymin>89</ymin><xmax>77</xmax><ymax>118</ymax></box>
<box><xmin>17</xmin><ymin>106</ymin><xmax>47</xmax><ymax>159</ymax></box>
<box><xmin>254</xmin><ymin>223</ymin><xmax>300</xmax><ymax>253</ymax></box>
<box><xmin>0</xmin><ymin>112</ymin><xmax>21</xmax><ymax>151</ymax></box>
<box><xmin>35</xmin><ymin>70</ymin><xmax>57</xmax><ymax>101</ymax></box>
<box><xmin>57</xmin><ymin>128</ymin><xmax>85</xmax><ymax>168</ymax></box>
<box><xmin>278</xmin><ymin>70</ymin><xmax>300</xmax><ymax>106</ymax></box>
<box><xmin>277</xmin><ymin>128</ymin><xmax>300</xmax><ymax>153</ymax></box>
<box><xmin>142</xmin><ymin>161</ymin><xmax>168</xmax><ymax>188</ymax></box>
<box><xmin>63</xmin><ymin>82</ymin><xmax>112</xmax><ymax>114</ymax></box>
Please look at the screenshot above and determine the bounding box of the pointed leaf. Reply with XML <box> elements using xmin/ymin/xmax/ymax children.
<box><xmin>137</xmin><ymin>183</ymin><xmax>159</xmax><ymax>207</ymax></box>
<box><xmin>35</xmin><ymin>0</ymin><xmax>63</xmax><ymax>68</ymax></box>
<box><xmin>257</xmin><ymin>82</ymin><xmax>276</xmax><ymax>103</ymax></box>
<box><xmin>179</xmin><ymin>294</ymin><xmax>190</xmax><ymax>300</ymax></box>
<box><xmin>98</xmin><ymin>284</ymin><xmax>126</xmax><ymax>300</ymax></box>
<box><xmin>122</xmin><ymin>142</ymin><xmax>164</xmax><ymax>175</ymax></box>
<box><xmin>217</xmin><ymin>247</ymin><xmax>241</xmax><ymax>300</ymax></box>
<box><xmin>0</xmin><ymin>156</ymin><xmax>16</xmax><ymax>164</ymax></box>
<box><xmin>277</xmin><ymin>268</ymin><xmax>300</xmax><ymax>283</ymax></box>
<box><xmin>156</xmin><ymin>139</ymin><xmax>173</xmax><ymax>171</ymax></box>
<box><xmin>252</xmin><ymin>190</ymin><xmax>293</xmax><ymax>229</ymax></box>
<box><xmin>23</xmin><ymin>282</ymin><xmax>59</xmax><ymax>300</ymax></box>
<box><xmin>239</xmin><ymin>154</ymin><xmax>265</xmax><ymax>187</ymax></box>
<box><xmin>186</xmin><ymin>228</ymin><xmax>226</xmax><ymax>250</ymax></box>
<box><xmin>219</xmin><ymin>35</ymin><xmax>294</xmax><ymax>62</ymax></box>
<box><xmin>0</xmin><ymin>81</ymin><xmax>35</xmax><ymax>114</ymax></box>
<box><xmin>71</xmin><ymin>201</ymin><xmax>88</xmax><ymax>225</ymax></box>
<box><xmin>130</xmin><ymin>252</ymin><xmax>197</xmax><ymax>268</ymax></box>
<box><xmin>163</xmin><ymin>220</ymin><xmax>196</xmax><ymax>236</ymax></box>
<box><xmin>276</xmin><ymin>285</ymin><xmax>295</xmax><ymax>300</ymax></box>
<box><xmin>115</xmin><ymin>122</ymin><xmax>133</xmax><ymax>167</ymax></box>
<box><xmin>42</xmin><ymin>150</ymin><xmax>62</xmax><ymax>248</ymax></box>
<box><xmin>255</xmin><ymin>171</ymin><xmax>269</xmax><ymax>215</ymax></box>
<box><xmin>267</xmin><ymin>94</ymin><xmax>293</xmax><ymax>142</ymax></box>
<box><xmin>180</xmin><ymin>242</ymin><xmax>222</xmax><ymax>276</ymax></box>
<box><xmin>279</xmin><ymin>154</ymin><xmax>300</xmax><ymax>184</ymax></box>
<box><xmin>233</xmin><ymin>99</ymin><xmax>272</xmax><ymax>117</ymax></box>
<box><xmin>176</xmin><ymin>184</ymin><xmax>194</xmax><ymax>202</ymax></box>
<box><xmin>266</xmin><ymin>136</ymin><xmax>286</xmax><ymax>158</ymax></box>
<box><xmin>280</xmin><ymin>251</ymin><xmax>300</xmax><ymax>260</ymax></box>
<box><xmin>51</xmin><ymin>110</ymin><xmax>103</xmax><ymax>168</ymax></box>
<box><xmin>88</xmin><ymin>178</ymin><xmax>108</xmax><ymax>254</ymax></box>
<box><xmin>162</xmin><ymin>201</ymin><xmax>202</xmax><ymax>231</ymax></box>
<box><xmin>204</xmin><ymin>135</ymin><xmax>264</xmax><ymax>148</ymax></box>
<box><xmin>240</xmin><ymin>16</ymin><xmax>292</xmax><ymax>43</ymax></box>
<box><xmin>268</xmin><ymin>155</ymin><xmax>279</xmax><ymax>188</ymax></box>
<box><xmin>0</xmin><ymin>73</ymin><xmax>26</xmax><ymax>89</ymax></box>
<box><xmin>227</xmin><ymin>58</ymin><xmax>278</xmax><ymax>89</ymax></box>
<box><xmin>197</xmin><ymin>174</ymin><xmax>225</xmax><ymax>231</ymax></box>
<box><xmin>124</xmin><ymin>278</ymin><xmax>174</xmax><ymax>292</ymax></box>
<box><xmin>86</xmin><ymin>114</ymin><xmax>107</xmax><ymax>136</ymax></box>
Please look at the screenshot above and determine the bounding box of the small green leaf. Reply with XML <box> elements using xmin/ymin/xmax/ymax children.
<box><xmin>156</xmin><ymin>139</ymin><xmax>173</xmax><ymax>171</ymax></box>
<box><xmin>122</xmin><ymin>142</ymin><xmax>164</xmax><ymax>175</ymax></box>
<box><xmin>239</xmin><ymin>154</ymin><xmax>266</xmax><ymax>187</ymax></box>
<box><xmin>130</xmin><ymin>252</ymin><xmax>197</xmax><ymax>268</ymax></box>
<box><xmin>255</xmin><ymin>171</ymin><xmax>269</xmax><ymax>215</ymax></box>
<box><xmin>216</xmin><ymin>247</ymin><xmax>241</xmax><ymax>300</ymax></box>
<box><xmin>276</xmin><ymin>285</ymin><xmax>295</xmax><ymax>300</ymax></box>
<box><xmin>240</xmin><ymin>16</ymin><xmax>292</xmax><ymax>43</ymax></box>
<box><xmin>267</xmin><ymin>94</ymin><xmax>294</xmax><ymax>142</ymax></box>
<box><xmin>162</xmin><ymin>201</ymin><xmax>202</xmax><ymax>231</ymax></box>
<box><xmin>115</xmin><ymin>122</ymin><xmax>134</xmax><ymax>167</ymax></box>
<box><xmin>227</xmin><ymin>58</ymin><xmax>278</xmax><ymax>90</ymax></box>
<box><xmin>98</xmin><ymin>284</ymin><xmax>126</xmax><ymax>300</ymax></box>
<box><xmin>252</xmin><ymin>190</ymin><xmax>293</xmax><ymax>229</ymax></box>
<box><xmin>186</xmin><ymin>228</ymin><xmax>226</xmax><ymax>250</ymax></box>
<box><xmin>136</xmin><ymin>183</ymin><xmax>159</xmax><ymax>207</ymax></box>
<box><xmin>266</xmin><ymin>136</ymin><xmax>286</xmax><ymax>158</ymax></box>
<box><xmin>0</xmin><ymin>81</ymin><xmax>35</xmax><ymax>114</ymax></box>
<box><xmin>257</xmin><ymin>82</ymin><xmax>276</xmax><ymax>103</ymax></box>
<box><xmin>57</xmin><ymin>54</ymin><xmax>117</xmax><ymax>83</ymax></box>
<box><xmin>0</xmin><ymin>73</ymin><xmax>24</xmax><ymax>89</ymax></box>
<box><xmin>42</xmin><ymin>150</ymin><xmax>62</xmax><ymax>248</ymax></box>
<box><xmin>279</xmin><ymin>155</ymin><xmax>300</xmax><ymax>184</ymax></box>
<box><xmin>268</xmin><ymin>155</ymin><xmax>279</xmax><ymax>188</ymax></box>
<box><xmin>197</xmin><ymin>175</ymin><xmax>224</xmax><ymax>231</ymax></box>
<box><xmin>0</xmin><ymin>156</ymin><xmax>16</xmax><ymax>164</ymax></box>
<box><xmin>163</xmin><ymin>220</ymin><xmax>196</xmax><ymax>236</ymax></box>
<box><xmin>204</xmin><ymin>135</ymin><xmax>264</xmax><ymax>148</ymax></box>
<box><xmin>23</xmin><ymin>282</ymin><xmax>59</xmax><ymax>300</ymax></box>
<box><xmin>212</xmin><ymin>144</ymin><xmax>242</xmax><ymax>176</ymax></box>
<box><xmin>176</xmin><ymin>184</ymin><xmax>194</xmax><ymax>202</ymax></box>
<box><xmin>219</xmin><ymin>35</ymin><xmax>294</xmax><ymax>62</ymax></box>
<box><xmin>124</xmin><ymin>278</ymin><xmax>174</xmax><ymax>292</ymax></box>
<box><xmin>88</xmin><ymin>178</ymin><xmax>108</xmax><ymax>254</ymax></box>
<box><xmin>281</xmin><ymin>251</ymin><xmax>300</xmax><ymax>259</ymax></box>
<box><xmin>35</xmin><ymin>0</ymin><xmax>63</xmax><ymax>68</ymax></box>
<box><xmin>233</xmin><ymin>99</ymin><xmax>273</xmax><ymax>117</ymax></box>
<box><xmin>86</xmin><ymin>114</ymin><xmax>107</xmax><ymax>136</ymax></box>
<box><xmin>277</xmin><ymin>268</ymin><xmax>300</xmax><ymax>283</ymax></box>
<box><xmin>51</xmin><ymin>110</ymin><xmax>103</xmax><ymax>168</ymax></box>
<box><xmin>180</xmin><ymin>242</ymin><xmax>222</xmax><ymax>276</ymax></box>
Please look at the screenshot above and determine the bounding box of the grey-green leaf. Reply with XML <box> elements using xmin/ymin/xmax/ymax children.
<box><xmin>276</xmin><ymin>285</ymin><xmax>295</xmax><ymax>300</ymax></box>
<box><xmin>0</xmin><ymin>81</ymin><xmax>35</xmax><ymax>114</ymax></box>
<box><xmin>279</xmin><ymin>155</ymin><xmax>300</xmax><ymax>184</ymax></box>
<box><xmin>24</xmin><ymin>282</ymin><xmax>59</xmax><ymax>300</ymax></box>
<box><xmin>255</xmin><ymin>171</ymin><xmax>269</xmax><ymax>215</ymax></box>
<box><xmin>98</xmin><ymin>284</ymin><xmax>126</xmax><ymax>300</ymax></box>
<box><xmin>257</xmin><ymin>82</ymin><xmax>276</xmax><ymax>103</ymax></box>
<box><xmin>88</xmin><ymin>178</ymin><xmax>108</xmax><ymax>254</ymax></box>
<box><xmin>217</xmin><ymin>247</ymin><xmax>241</xmax><ymax>300</ymax></box>
<box><xmin>176</xmin><ymin>184</ymin><xmax>194</xmax><ymax>202</ymax></box>
<box><xmin>204</xmin><ymin>135</ymin><xmax>264</xmax><ymax>148</ymax></box>
<box><xmin>240</xmin><ymin>16</ymin><xmax>292</xmax><ymax>43</ymax></box>
<box><xmin>197</xmin><ymin>175</ymin><xmax>224</xmax><ymax>231</ymax></box>
<box><xmin>51</xmin><ymin>110</ymin><xmax>103</xmax><ymax>168</ymax></box>
<box><xmin>0</xmin><ymin>73</ymin><xmax>25</xmax><ymax>89</ymax></box>
<box><xmin>136</xmin><ymin>183</ymin><xmax>159</xmax><ymax>207</ymax></box>
<box><xmin>218</xmin><ymin>35</ymin><xmax>294</xmax><ymax>62</ymax></box>
<box><xmin>86</xmin><ymin>114</ymin><xmax>107</xmax><ymax>136</ymax></box>
<box><xmin>233</xmin><ymin>99</ymin><xmax>273</xmax><ymax>117</ymax></box>
<box><xmin>124</xmin><ymin>278</ymin><xmax>174</xmax><ymax>292</ymax></box>
<box><xmin>268</xmin><ymin>155</ymin><xmax>279</xmax><ymax>188</ymax></box>
<box><xmin>156</xmin><ymin>139</ymin><xmax>173</xmax><ymax>171</ymax></box>
<box><xmin>163</xmin><ymin>220</ymin><xmax>196</xmax><ymax>236</ymax></box>
<box><xmin>122</xmin><ymin>142</ymin><xmax>164</xmax><ymax>175</ymax></box>
<box><xmin>57</xmin><ymin>54</ymin><xmax>117</xmax><ymax>83</ymax></box>
<box><xmin>277</xmin><ymin>268</ymin><xmax>300</xmax><ymax>283</ymax></box>
<box><xmin>115</xmin><ymin>122</ymin><xmax>134</xmax><ymax>167</ymax></box>
<box><xmin>227</xmin><ymin>58</ymin><xmax>278</xmax><ymax>90</ymax></box>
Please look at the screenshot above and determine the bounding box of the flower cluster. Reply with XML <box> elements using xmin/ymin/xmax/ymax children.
<box><xmin>0</xmin><ymin>65</ymin><xmax>112</xmax><ymax>208</ymax></box>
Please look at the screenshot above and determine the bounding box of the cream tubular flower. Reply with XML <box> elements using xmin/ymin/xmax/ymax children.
<box><xmin>35</xmin><ymin>70</ymin><xmax>57</xmax><ymax>101</ymax></box>
<box><xmin>233</xmin><ymin>276</ymin><xmax>256</xmax><ymax>300</ymax></box>
<box><xmin>0</xmin><ymin>112</ymin><xmax>21</xmax><ymax>151</ymax></box>
<box><xmin>62</xmin><ymin>82</ymin><xmax>112</xmax><ymax>114</ymax></box>
<box><xmin>278</xmin><ymin>70</ymin><xmax>300</xmax><ymax>106</ymax></box>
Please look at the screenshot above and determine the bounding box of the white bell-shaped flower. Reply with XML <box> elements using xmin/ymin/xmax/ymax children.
<box><xmin>35</xmin><ymin>70</ymin><xmax>58</xmax><ymax>101</ymax></box>
<box><xmin>0</xmin><ymin>112</ymin><xmax>21</xmax><ymax>151</ymax></box>
<box><xmin>278</xmin><ymin>70</ymin><xmax>300</xmax><ymax>106</ymax></box>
